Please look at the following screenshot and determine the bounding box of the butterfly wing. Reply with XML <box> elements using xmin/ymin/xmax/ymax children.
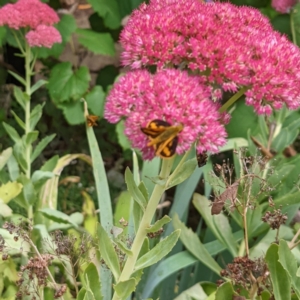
<box><xmin>197</xmin><ymin>152</ymin><xmax>208</xmax><ymax>167</ymax></box>
<box><xmin>141</xmin><ymin>119</ymin><xmax>171</xmax><ymax>138</ymax></box>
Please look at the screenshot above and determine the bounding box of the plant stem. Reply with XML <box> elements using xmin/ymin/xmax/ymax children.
<box><xmin>24</xmin><ymin>42</ymin><xmax>33</xmax><ymax>219</ymax></box>
<box><xmin>112</xmin><ymin>158</ymin><xmax>175</xmax><ymax>300</ymax></box>
<box><xmin>219</xmin><ymin>87</ymin><xmax>247</xmax><ymax>113</ymax></box>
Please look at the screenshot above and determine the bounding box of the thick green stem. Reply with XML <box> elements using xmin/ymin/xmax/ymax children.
<box><xmin>219</xmin><ymin>87</ymin><xmax>248</xmax><ymax>113</ymax></box>
<box><xmin>112</xmin><ymin>158</ymin><xmax>175</xmax><ymax>300</ymax></box>
<box><xmin>24</xmin><ymin>42</ymin><xmax>33</xmax><ymax>219</ymax></box>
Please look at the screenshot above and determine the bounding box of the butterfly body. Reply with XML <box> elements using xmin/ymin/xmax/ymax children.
<box><xmin>86</xmin><ymin>115</ymin><xmax>99</xmax><ymax>127</ymax></box>
<box><xmin>197</xmin><ymin>152</ymin><xmax>208</xmax><ymax>167</ymax></box>
<box><xmin>141</xmin><ymin>119</ymin><xmax>183</xmax><ymax>158</ymax></box>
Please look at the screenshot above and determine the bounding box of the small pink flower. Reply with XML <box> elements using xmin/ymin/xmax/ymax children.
<box><xmin>271</xmin><ymin>0</ymin><xmax>297</xmax><ymax>13</ymax></box>
<box><xmin>26</xmin><ymin>25</ymin><xmax>62</xmax><ymax>48</ymax></box>
<box><xmin>0</xmin><ymin>0</ymin><xmax>59</xmax><ymax>29</ymax></box>
<box><xmin>120</xmin><ymin>0</ymin><xmax>300</xmax><ymax>115</ymax></box>
<box><xmin>105</xmin><ymin>69</ymin><xmax>227</xmax><ymax>160</ymax></box>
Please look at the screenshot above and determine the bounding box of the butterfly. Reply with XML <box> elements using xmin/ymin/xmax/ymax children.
<box><xmin>86</xmin><ymin>114</ymin><xmax>99</xmax><ymax>127</ymax></box>
<box><xmin>141</xmin><ymin>119</ymin><xmax>183</xmax><ymax>158</ymax></box>
<box><xmin>196</xmin><ymin>152</ymin><xmax>208</xmax><ymax>168</ymax></box>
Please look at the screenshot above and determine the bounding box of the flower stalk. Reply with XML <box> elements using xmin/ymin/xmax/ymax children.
<box><xmin>112</xmin><ymin>157</ymin><xmax>175</xmax><ymax>300</ymax></box>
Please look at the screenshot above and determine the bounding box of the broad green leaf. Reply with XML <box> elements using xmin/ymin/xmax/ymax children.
<box><xmin>76</xmin><ymin>29</ymin><xmax>115</xmax><ymax>56</ymax></box>
<box><xmin>48</xmin><ymin>62</ymin><xmax>90</xmax><ymax>103</ymax></box>
<box><xmin>86</xmin><ymin>85</ymin><xmax>106</xmax><ymax>117</ymax></box>
<box><xmin>48</xmin><ymin>212</ymin><xmax>84</xmax><ymax>231</ymax></box>
<box><xmin>272</xmin><ymin>128</ymin><xmax>299</xmax><ymax>152</ymax></box>
<box><xmin>146</xmin><ymin>215</ymin><xmax>171</xmax><ymax>233</ymax></box>
<box><xmin>31</xmin><ymin>134</ymin><xmax>56</xmax><ymax>162</ymax></box>
<box><xmin>193</xmin><ymin>194</ymin><xmax>238</xmax><ymax>257</ymax></box>
<box><xmin>116</xmin><ymin>120</ymin><xmax>131</xmax><ymax>151</ymax></box>
<box><xmin>166</xmin><ymin>158</ymin><xmax>197</xmax><ymax>189</ymax></box>
<box><xmin>30</xmin><ymin>103</ymin><xmax>45</xmax><ymax>131</ymax></box>
<box><xmin>25</xmin><ymin>131</ymin><xmax>39</xmax><ymax>145</ymax></box>
<box><xmin>97</xmin><ymin>223</ymin><xmax>121</xmax><ymax>280</ymax></box>
<box><xmin>215</xmin><ymin>282</ymin><xmax>234</xmax><ymax>300</ymax></box>
<box><xmin>114</xmin><ymin>278</ymin><xmax>136</xmax><ymax>299</ymax></box>
<box><xmin>0</xmin><ymin>147</ymin><xmax>12</xmax><ymax>171</ymax></box>
<box><xmin>13</xmin><ymin>140</ymin><xmax>27</xmax><ymax>172</ymax></box>
<box><xmin>265</xmin><ymin>244</ymin><xmax>291</xmax><ymax>300</ymax></box>
<box><xmin>219</xmin><ymin>137</ymin><xmax>248</xmax><ymax>152</ymax></box>
<box><xmin>7</xmin><ymin>154</ymin><xmax>19</xmax><ymax>181</ymax></box>
<box><xmin>174</xmin><ymin>283</ymin><xmax>207</xmax><ymax>300</ymax></box>
<box><xmin>17</xmin><ymin>174</ymin><xmax>36</xmax><ymax>205</ymax></box>
<box><xmin>0</xmin><ymin>200</ymin><xmax>12</xmax><ymax>217</ymax></box>
<box><xmin>39</xmin><ymin>208</ymin><xmax>79</xmax><ymax>227</ymax></box>
<box><xmin>37</xmin><ymin>14</ymin><xmax>77</xmax><ymax>59</ymax></box>
<box><xmin>173</xmin><ymin>214</ymin><xmax>222</xmax><ymax>275</ymax></box>
<box><xmin>84</xmin><ymin>263</ymin><xmax>103</xmax><ymax>300</ymax></box>
<box><xmin>40</xmin><ymin>155</ymin><xmax>59</xmax><ymax>172</ymax></box>
<box><xmin>8</xmin><ymin>70</ymin><xmax>26</xmax><ymax>86</ymax></box>
<box><xmin>2</xmin><ymin>122</ymin><xmax>21</xmax><ymax>143</ymax></box>
<box><xmin>59</xmin><ymin>100</ymin><xmax>86</xmax><ymax>125</ymax></box>
<box><xmin>87</xmin><ymin>0</ymin><xmax>121</xmax><ymax>29</ymax></box>
<box><xmin>32</xmin><ymin>170</ymin><xmax>54</xmax><ymax>189</ymax></box>
<box><xmin>278</xmin><ymin>240</ymin><xmax>300</xmax><ymax>298</ymax></box>
<box><xmin>125</xmin><ymin>167</ymin><xmax>147</xmax><ymax>211</ymax></box>
<box><xmin>31</xmin><ymin>79</ymin><xmax>48</xmax><ymax>94</ymax></box>
<box><xmin>11</xmin><ymin>110</ymin><xmax>25</xmax><ymax>129</ymax></box>
<box><xmin>135</xmin><ymin>230</ymin><xmax>181</xmax><ymax>271</ymax></box>
<box><xmin>13</xmin><ymin>86</ymin><xmax>26</xmax><ymax>110</ymax></box>
<box><xmin>0</xmin><ymin>181</ymin><xmax>23</xmax><ymax>203</ymax></box>
<box><xmin>114</xmin><ymin>191</ymin><xmax>131</xmax><ymax>229</ymax></box>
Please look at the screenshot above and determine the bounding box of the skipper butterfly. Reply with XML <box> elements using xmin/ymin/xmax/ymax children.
<box><xmin>86</xmin><ymin>115</ymin><xmax>99</xmax><ymax>127</ymax></box>
<box><xmin>141</xmin><ymin>119</ymin><xmax>183</xmax><ymax>158</ymax></box>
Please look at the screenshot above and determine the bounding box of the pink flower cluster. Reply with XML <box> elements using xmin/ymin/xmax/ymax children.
<box><xmin>120</xmin><ymin>0</ymin><xmax>300</xmax><ymax>114</ymax></box>
<box><xmin>272</xmin><ymin>0</ymin><xmax>297</xmax><ymax>13</ymax></box>
<box><xmin>105</xmin><ymin>69</ymin><xmax>227</xmax><ymax>159</ymax></box>
<box><xmin>0</xmin><ymin>0</ymin><xmax>61</xmax><ymax>48</ymax></box>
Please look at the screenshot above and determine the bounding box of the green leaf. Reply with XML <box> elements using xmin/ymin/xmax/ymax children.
<box><xmin>0</xmin><ymin>147</ymin><xmax>12</xmax><ymax>171</ymax></box>
<box><xmin>30</xmin><ymin>103</ymin><xmax>45</xmax><ymax>131</ymax></box>
<box><xmin>48</xmin><ymin>62</ymin><xmax>90</xmax><ymax>103</ymax></box>
<box><xmin>25</xmin><ymin>131</ymin><xmax>39</xmax><ymax>145</ymax></box>
<box><xmin>39</xmin><ymin>208</ymin><xmax>79</xmax><ymax>227</ymax></box>
<box><xmin>84</xmin><ymin>263</ymin><xmax>103</xmax><ymax>300</ymax></box>
<box><xmin>97</xmin><ymin>223</ymin><xmax>121</xmax><ymax>280</ymax></box>
<box><xmin>32</xmin><ymin>170</ymin><xmax>54</xmax><ymax>189</ymax></box>
<box><xmin>265</xmin><ymin>244</ymin><xmax>291</xmax><ymax>300</ymax></box>
<box><xmin>115</xmin><ymin>239</ymin><xmax>133</xmax><ymax>256</ymax></box>
<box><xmin>86</xmin><ymin>86</ymin><xmax>106</xmax><ymax>117</ymax></box>
<box><xmin>36</xmin><ymin>14</ymin><xmax>77</xmax><ymax>59</ymax></box>
<box><xmin>10</xmin><ymin>110</ymin><xmax>25</xmax><ymax>129</ymax></box>
<box><xmin>272</xmin><ymin>128</ymin><xmax>299</xmax><ymax>153</ymax></box>
<box><xmin>166</xmin><ymin>158</ymin><xmax>197</xmax><ymax>189</ymax></box>
<box><xmin>8</xmin><ymin>70</ymin><xmax>26</xmax><ymax>86</ymax></box>
<box><xmin>2</xmin><ymin>122</ymin><xmax>21</xmax><ymax>143</ymax></box>
<box><xmin>7</xmin><ymin>154</ymin><xmax>19</xmax><ymax>181</ymax></box>
<box><xmin>114</xmin><ymin>278</ymin><xmax>136</xmax><ymax>299</ymax></box>
<box><xmin>174</xmin><ymin>283</ymin><xmax>208</xmax><ymax>300</ymax></box>
<box><xmin>0</xmin><ymin>181</ymin><xmax>23</xmax><ymax>203</ymax></box>
<box><xmin>59</xmin><ymin>100</ymin><xmax>85</xmax><ymax>125</ymax></box>
<box><xmin>76</xmin><ymin>29</ymin><xmax>115</xmax><ymax>56</ymax></box>
<box><xmin>87</xmin><ymin>0</ymin><xmax>121</xmax><ymax>29</ymax></box>
<box><xmin>173</xmin><ymin>214</ymin><xmax>222</xmax><ymax>275</ymax></box>
<box><xmin>193</xmin><ymin>193</ymin><xmax>238</xmax><ymax>257</ymax></box>
<box><xmin>31</xmin><ymin>134</ymin><xmax>56</xmax><ymax>163</ymax></box>
<box><xmin>291</xmin><ymin>3</ymin><xmax>300</xmax><ymax>47</ymax></box>
<box><xmin>31</xmin><ymin>79</ymin><xmax>48</xmax><ymax>94</ymax></box>
<box><xmin>125</xmin><ymin>167</ymin><xmax>147</xmax><ymax>211</ymax></box>
<box><xmin>40</xmin><ymin>155</ymin><xmax>59</xmax><ymax>172</ymax></box>
<box><xmin>278</xmin><ymin>240</ymin><xmax>300</xmax><ymax>298</ymax></box>
<box><xmin>0</xmin><ymin>201</ymin><xmax>12</xmax><ymax>217</ymax></box>
<box><xmin>13</xmin><ymin>141</ymin><xmax>27</xmax><ymax>172</ymax></box>
<box><xmin>116</xmin><ymin>120</ymin><xmax>131</xmax><ymax>151</ymax></box>
<box><xmin>215</xmin><ymin>282</ymin><xmax>234</xmax><ymax>300</ymax></box>
<box><xmin>13</xmin><ymin>86</ymin><xmax>27</xmax><ymax>110</ymax></box>
<box><xmin>135</xmin><ymin>229</ymin><xmax>181</xmax><ymax>271</ymax></box>
<box><xmin>0</xmin><ymin>26</ymin><xmax>7</xmax><ymax>46</ymax></box>
<box><xmin>146</xmin><ymin>215</ymin><xmax>171</xmax><ymax>233</ymax></box>
<box><xmin>18</xmin><ymin>174</ymin><xmax>36</xmax><ymax>205</ymax></box>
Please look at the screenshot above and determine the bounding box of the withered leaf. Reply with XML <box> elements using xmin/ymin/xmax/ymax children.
<box><xmin>211</xmin><ymin>181</ymin><xmax>239</xmax><ymax>215</ymax></box>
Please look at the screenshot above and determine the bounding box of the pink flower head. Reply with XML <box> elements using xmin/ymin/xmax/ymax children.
<box><xmin>120</xmin><ymin>0</ymin><xmax>300</xmax><ymax>115</ymax></box>
<box><xmin>0</xmin><ymin>0</ymin><xmax>59</xmax><ymax>29</ymax></box>
<box><xmin>26</xmin><ymin>25</ymin><xmax>62</xmax><ymax>48</ymax></box>
<box><xmin>105</xmin><ymin>69</ymin><xmax>227</xmax><ymax>160</ymax></box>
<box><xmin>272</xmin><ymin>0</ymin><xmax>297</xmax><ymax>13</ymax></box>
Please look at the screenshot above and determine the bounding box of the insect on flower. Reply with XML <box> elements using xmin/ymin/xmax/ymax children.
<box><xmin>141</xmin><ymin>119</ymin><xmax>183</xmax><ymax>158</ymax></box>
<box><xmin>86</xmin><ymin>114</ymin><xmax>99</xmax><ymax>127</ymax></box>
